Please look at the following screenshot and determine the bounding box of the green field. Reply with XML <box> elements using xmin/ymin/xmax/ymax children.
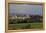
<box><xmin>8</xmin><ymin>23</ymin><xmax>43</xmax><ymax>30</ymax></box>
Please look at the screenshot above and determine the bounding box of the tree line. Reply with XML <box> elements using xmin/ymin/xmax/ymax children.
<box><xmin>8</xmin><ymin>15</ymin><xmax>43</xmax><ymax>24</ymax></box>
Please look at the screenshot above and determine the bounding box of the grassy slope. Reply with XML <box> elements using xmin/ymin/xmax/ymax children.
<box><xmin>8</xmin><ymin>23</ymin><xmax>43</xmax><ymax>30</ymax></box>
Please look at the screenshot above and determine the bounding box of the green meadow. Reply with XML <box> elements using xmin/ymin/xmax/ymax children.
<box><xmin>8</xmin><ymin>23</ymin><xmax>43</xmax><ymax>30</ymax></box>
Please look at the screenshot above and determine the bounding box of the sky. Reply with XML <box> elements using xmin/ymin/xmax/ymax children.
<box><xmin>9</xmin><ymin>4</ymin><xmax>43</xmax><ymax>16</ymax></box>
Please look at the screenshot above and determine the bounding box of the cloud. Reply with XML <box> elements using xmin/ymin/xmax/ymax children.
<box><xmin>9</xmin><ymin>4</ymin><xmax>42</xmax><ymax>16</ymax></box>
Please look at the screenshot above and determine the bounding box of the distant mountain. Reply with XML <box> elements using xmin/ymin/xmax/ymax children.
<box><xmin>9</xmin><ymin>13</ymin><xmax>42</xmax><ymax>16</ymax></box>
